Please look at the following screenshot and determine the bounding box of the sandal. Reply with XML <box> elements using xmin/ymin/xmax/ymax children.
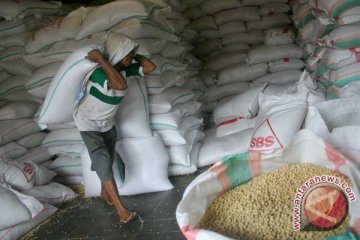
<box><xmin>120</xmin><ymin>212</ymin><xmax>137</xmax><ymax>224</ymax></box>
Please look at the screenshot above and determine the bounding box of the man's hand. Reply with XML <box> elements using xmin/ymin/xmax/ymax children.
<box><xmin>134</xmin><ymin>54</ymin><xmax>156</xmax><ymax>74</ymax></box>
<box><xmin>86</xmin><ymin>49</ymin><xmax>105</xmax><ymax>64</ymax></box>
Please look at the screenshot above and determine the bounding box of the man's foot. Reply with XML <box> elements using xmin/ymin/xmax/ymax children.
<box><xmin>101</xmin><ymin>188</ymin><xmax>113</xmax><ymax>206</ymax></box>
<box><xmin>120</xmin><ymin>211</ymin><xmax>137</xmax><ymax>224</ymax></box>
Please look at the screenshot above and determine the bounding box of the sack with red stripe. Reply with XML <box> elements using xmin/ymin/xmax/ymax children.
<box><xmin>213</xmin><ymin>84</ymin><xmax>265</xmax><ymax>125</ymax></box>
<box><xmin>249</xmin><ymin>92</ymin><xmax>308</xmax><ymax>153</ymax></box>
<box><xmin>176</xmin><ymin>130</ymin><xmax>360</xmax><ymax>240</ymax></box>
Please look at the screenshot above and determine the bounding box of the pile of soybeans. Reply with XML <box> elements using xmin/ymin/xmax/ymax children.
<box><xmin>198</xmin><ymin>163</ymin><xmax>351</xmax><ymax>240</ymax></box>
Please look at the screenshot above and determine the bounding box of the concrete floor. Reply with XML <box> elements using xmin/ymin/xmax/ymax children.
<box><xmin>21</xmin><ymin>171</ymin><xmax>204</xmax><ymax>240</ymax></box>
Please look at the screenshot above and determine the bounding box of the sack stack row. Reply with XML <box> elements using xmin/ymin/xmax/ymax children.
<box><xmin>182</xmin><ymin>0</ymin><xmax>314</xmax><ymax>167</ymax></box>
<box><xmin>291</xmin><ymin>0</ymin><xmax>360</xmax><ymax>169</ymax></box>
<box><xmin>178</xmin><ymin>0</ymin><xmax>298</xmax><ymax>116</ymax></box>
<box><xmin>2</xmin><ymin>0</ymin><xmax>206</xmax><ymax>197</ymax></box>
<box><xmin>0</xmin><ymin>2</ymin><xmax>78</xmax><ymax>239</ymax></box>
<box><xmin>292</xmin><ymin>0</ymin><xmax>360</xmax><ymax>99</ymax></box>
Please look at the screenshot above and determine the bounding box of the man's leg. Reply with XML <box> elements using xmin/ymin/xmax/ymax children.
<box><xmin>101</xmin><ymin>127</ymin><xmax>136</xmax><ymax>223</ymax></box>
<box><xmin>80</xmin><ymin>130</ymin><xmax>136</xmax><ymax>223</ymax></box>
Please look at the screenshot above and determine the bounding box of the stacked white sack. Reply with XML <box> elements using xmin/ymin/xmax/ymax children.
<box><xmin>290</xmin><ymin>0</ymin><xmax>360</xmax><ymax>169</ymax></box>
<box><xmin>291</xmin><ymin>0</ymin><xmax>360</xmax><ymax>99</ymax></box>
<box><xmin>181</xmin><ymin>0</ymin><xmax>311</xmax><ymax>167</ymax></box>
<box><xmin>17</xmin><ymin>0</ymin><xmax>173</xmax><ymax>196</ymax></box>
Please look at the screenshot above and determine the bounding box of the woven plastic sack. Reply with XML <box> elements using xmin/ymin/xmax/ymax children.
<box><xmin>322</xmin><ymin>24</ymin><xmax>360</xmax><ymax>49</ymax></box>
<box><xmin>222</xmin><ymin>31</ymin><xmax>264</xmax><ymax>46</ymax></box>
<box><xmin>265</xmin><ymin>27</ymin><xmax>295</xmax><ymax>45</ymax></box>
<box><xmin>218</xmin><ymin>63</ymin><xmax>268</xmax><ymax>85</ymax></box>
<box><xmin>314</xmin><ymin>0</ymin><xmax>360</xmax><ymax>18</ymax></box>
<box><xmin>176</xmin><ymin>130</ymin><xmax>360</xmax><ymax>240</ymax></box>
<box><xmin>38</xmin><ymin>44</ymin><xmax>103</xmax><ymax>125</ymax></box>
<box><xmin>25</xmin><ymin>7</ymin><xmax>87</xmax><ymax>54</ymax></box>
<box><xmin>247</xmin><ymin>44</ymin><xmax>303</xmax><ymax>65</ymax></box>
<box><xmin>0</xmin><ymin>204</ymin><xmax>57</xmax><ymax>240</ymax></box>
<box><xmin>115</xmin><ymin>76</ymin><xmax>152</xmax><ymax>139</ymax></box>
<box><xmin>200</xmin><ymin>0</ymin><xmax>242</xmax><ymax>15</ymax></box>
<box><xmin>76</xmin><ymin>0</ymin><xmax>149</xmax><ymax>40</ymax></box>
<box><xmin>246</xmin><ymin>14</ymin><xmax>291</xmax><ymax>31</ymax></box>
<box><xmin>0</xmin><ymin>0</ymin><xmax>62</xmax><ymax>20</ymax></box>
<box><xmin>0</xmin><ymin>183</ymin><xmax>43</xmax><ymax>230</ymax></box>
<box><xmin>268</xmin><ymin>58</ymin><xmax>305</xmax><ymax>72</ymax></box>
<box><xmin>215</xmin><ymin>7</ymin><xmax>260</xmax><ymax>25</ymax></box>
<box><xmin>250</xmin><ymin>93</ymin><xmax>308</xmax><ymax>153</ymax></box>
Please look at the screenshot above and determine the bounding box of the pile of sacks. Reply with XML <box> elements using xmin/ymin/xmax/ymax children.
<box><xmin>291</xmin><ymin>0</ymin><xmax>360</xmax><ymax>169</ymax></box>
<box><xmin>179</xmin><ymin>0</ymin><xmax>299</xmax><ymax>116</ymax></box>
<box><xmin>292</xmin><ymin>0</ymin><xmax>360</xmax><ymax>99</ymax></box>
<box><xmin>10</xmin><ymin>0</ymin><xmax>205</xmax><ymax>197</ymax></box>
<box><xmin>181</xmin><ymin>0</ymin><xmax>316</xmax><ymax>167</ymax></box>
<box><xmin>0</xmin><ymin>2</ymin><xmax>78</xmax><ymax>239</ymax></box>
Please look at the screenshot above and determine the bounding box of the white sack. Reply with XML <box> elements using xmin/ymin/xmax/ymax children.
<box><xmin>204</xmin><ymin>51</ymin><xmax>247</xmax><ymax>72</ymax></box>
<box><xmin>21</xmin><ymin>182</ymin><xmax>76</xmax><ymax>206</ymax></box>
<box><xmin>0</xmin><ymin>102</ymin><xmax>39</xmax><ymax>120</ymax></box>
<box><xmin>76</xmin><ymin>1</ymin><xmax>149</xmax><ymax>39</ymax></box>
<box><xmin>219</xmin><ymin>21</ymin><xmax>246</xmax><ymax>36</ymax></box>
<box><xmin>215</xmin><ymin>7</ymin><xmax>260</xmax><ymax>25</ymax></box>
<box><xmin>150</xmin><ymin>111</ymin><xmax>182</xmax><ymax>130</ymax></box>
<box><xmin>0</xmin><ymin>31</ymin><xmax>32</xmax><ymax>48</ymax></box>
<box><xmin>0</xmin><ymin>184</ymin><xmax>43</xmax><ymax>230</ymax></box>
<box><xmin>218</xmin><ymin>63</ymin><xmax>268</xmax><ymax>85</ymax></box>
<box><xmin>269</xmin><ymin>58</ymin><xmax>305</xmax><ymax>72</ymax></box>
<box><xmin>148</xmin><ymin>87</ymin><xmax>195</xmax><ymax>114</ymax></box>
<box><xmin>0</xmin><ymin>204</ymin><xmax>57</xmax><ymax>240</ymax></box>
<box><xmin>42</xmin><ymin>128</ymin><xmax>83</xmax><ymax>147</ymax></box>
<box><xmin>259</xmin><ymin>2</ymin><xmax>290</xmax><ymax>15</ymax></box>
<box><xmin>203</xmin><ymin>82</ymin><xmax>250</xmax><ymax>103</ymax></box>
<box><xmin>316</xmin><ymin>99</ymin><xmax>360</xmax><ymax>131</ymax></box>
<box><xmin>15</xmin><ymin>147</ymin><xmax>53</xmax><ymax>165</ymax></box>
<box><xmin>0</xmin><ymin>119</ymin><xmax>40</xmax><ymax>145</ymax></box>
<box><xmin>304</xmin><ymin>106</ymin><xmax>330</xmax><ymax>140</ymax></box>
<box><xmin>17</xmin><ymin>132</ymin><xmax>48</xmax><ymax>149</ymax></box>
<box><xmin>0</xmin><ymin>142</ymin><xmax>27</xmax><ymax>159</ymax></box>
<box><xmin>216</xmin><ymin>117</ymin><xmax>257</xmax><ymax>138</ymax></box>
<box><xmin>246</xmin><ymin>14</ymin><xmax>291</xmax><ymax>31</ymax></box>
<box><xmin>247</xmin><ymin>44</ymin><xmax>303</xmax><ymax>64</ymax></box>
<box><xmin>265</xmin><ymin>27</ymin><xmax>295</xmax><ymax>45</ymax></box>
<box><xmin>146</xmin><ymin>71</ymin><xmax>183</xmax><ymax>95</ymax></box>
<box><xmin>222</xmin><ymin>31</ymin><xmax>264</xmax><ymax>45</ymax></box>
<box><xmin>38</xmin><ymin>44</ymin><xmax>103</xmax><ymax>125</ymax></box>
<box><xmin>200</xmin><ymin>0</ymin><xmax>242</xmax><ymax>15</ymax></box>
<box><xmin>198</xmin><ymin>128</ymin><xmax>253</xmax><ymax>167</ymax></box>
<box><xmin>47</xmin><ymin>144</ymin><xmax>83</xmax><ymax>157</ymax></box>
<box><xmin>25</xmin><ymin>7</ymin><xmax>86</xmax><ymax>53</ymax></box>
<box><xmin>111</xmin><ymin>18</ymin><xmax>179</xmax><ymax>42</ymax></box>
<box><xmin>213</xmin><ymin>85</ymin><xmax>265</xmax><ymax>124</ymax></box>
<box><xmin>0</xmin><ymin>1</ymin><xmax>61</xmax><ymax>20</ymax></box>
<box><xmin>0</xmin><ymin>75</ymin><xmax>28</xmax><ymax>98</ymax></box>
<box><xmin>115</xmin><ymin>77</ymin><xmax>152</xmax><ymax>139</ymax></box>
<box><xmin>252</xmin><ymin>70</ymin><xmax>303</xmax><ymax>85</ymax></box>
<box><xmin>115</xmin><ymin>134</ymin><xmax>174</xmax><ymax>195</ymax></box>
<box><xmin>250</xmin><ymin>93</ymin><xmax>308</xmax><ymax>153</ymax></box>
<box><xmin>49</xmin><ymin>156</ymin><xmax>82</xmax><ymax>176</ymax></box>
<box><xmin>0</xmin><ymin>59</ymin><xmax>35</xmax><ymax>77</ymax></box>
<box><xmin>328</xmin><ymin>126</ymin><xmax>360</xmax><ymax>167</ymax></box>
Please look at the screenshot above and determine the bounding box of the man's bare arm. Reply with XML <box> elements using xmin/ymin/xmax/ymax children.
<box><xmin>87</xmin><ymin>50</ymin><xmax>127</xmax><ymax>90</ymax></box>
<box><xmin>134</xmin><ymin>55</ymin><xmax>156</xmax><ymax>74</ymax></box>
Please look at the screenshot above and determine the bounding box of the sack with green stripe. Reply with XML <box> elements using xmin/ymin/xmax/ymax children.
<box><xmin>114</xmin><ymin>76</ymin><xmax>153</xmax><ymax>139</ymax></box>
<box><xmin>23</xmin><ymin>33</ymin><xmax>107</xmax><ymax>68</ymax></box>
<box><xmin>76</xmin><ymin>0</ymin><xmax>152</xmax><ymax>40</ymax></box>
<box><xmin>320</xmin><ymin>47</ymin><xmax>360</xmax><ymax>72</ymax></box>
<box><xmin>322</xmin><ymin>24</ymin><xmax>360</xmax><ymax>49</ymax></box>
<box><xmin>176</xmin><ymin>130</ymin><xmax>360</xmax><ymax>240</ymax></box>
<box><xmin>312</xmin><ymin>0</ymin><xmax>360</xmax><ymax>18</ymax></box>
<box><xmin>41</xmin><ymin>128</ymin><xmax>83</xmax><ymax>148</ymax></box>
<box><xmin>294</xmin><ymin>3</ymin><xmax>315</xmax><ymax>29</ymax></box>
<box><xmin>0</xmin><ymin>0</ymin><xmax>62</xmax><ymax>20</ymax></box>
<box><xmin>26</xmin><ymin>62</ymin><xmax>62</xmax><ymax>98</ymax></box>
<box><xmin>38</xmin><ymin>44</ymin><xmax>103</xmax><ymax>125</ymax></box>
<box><xmin>324</xmin><ymin>62</ymin><xmax>360</xmax><ymax>88</ymax></box>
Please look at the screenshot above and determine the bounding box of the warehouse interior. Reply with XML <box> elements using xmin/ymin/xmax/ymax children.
<box><xmin>0</xmin><ymin>0</ymin><xmax>360</xmax><ymax>239</ymax></box>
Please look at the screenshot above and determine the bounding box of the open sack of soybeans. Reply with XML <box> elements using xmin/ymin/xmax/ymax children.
<box><xmin>176</xmin><ymin>130</ymin><xmax>360</xmax><ymax>240</ymax></box>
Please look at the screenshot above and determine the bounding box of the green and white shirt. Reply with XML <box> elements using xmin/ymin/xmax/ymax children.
<box><xmin>74</xmin><ymin>64</ymin><xmax>143</xmax><ymax>132</ymax></box>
